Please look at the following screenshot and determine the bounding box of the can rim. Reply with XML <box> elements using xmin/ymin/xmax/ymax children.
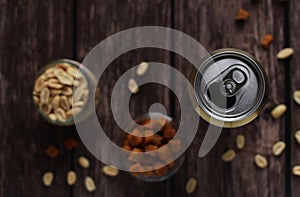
<box><xmin>191</xmin><ymin>48</ymin><xmax>269</xmax><ymax>128</ymax></box>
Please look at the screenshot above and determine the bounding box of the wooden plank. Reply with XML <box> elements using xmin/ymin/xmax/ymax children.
<box><xmin>0</xmin><ymin>0</ymin><xmax>74</xmax><ymax>196</ymax></box>
<box><xmin>74</xmin><ymin>1</ymin><xmax>172</xmax><ymax>196</ymax></box>
<box><xmin>290</xmin><ymin>0</ymin><xmax>300</xmax><ymax>196</ymax></box>
<box><xmin>173</xmin><ymin>0</ymin><xmax>287</xmax><ymax>196</ymax></box>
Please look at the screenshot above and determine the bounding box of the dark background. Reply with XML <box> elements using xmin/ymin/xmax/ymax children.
<box><xmin>0</xmin><ymin>0</ymin><xmax>299</xmax><ymax>196</ymax></box>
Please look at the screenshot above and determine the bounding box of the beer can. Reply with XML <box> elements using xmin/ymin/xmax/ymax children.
<box><xmin>190</xmin><ymin>48</ymin><xmax>269</xmax><ymax>128</ymax></box>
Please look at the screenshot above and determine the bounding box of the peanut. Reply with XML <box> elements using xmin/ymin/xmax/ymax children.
<box><xmin>277</xmin><ymin>48</ymin><xmax>294</xmax><ymax>59</ymax></box>
<box><xmin>271</xmin><ymin>104</ymin><xmax>287</xmax><ymax>119</ymax></box>
<box><xmin>42</xmin><ymin>172</ymin><xmax>54</xmax><ymax>187</ymax></box>
<box><xmin>221</xmin><ymin>149</ymin><xmax>236</xmax><ymax>162</ymax></box>
<box><xmin>102</xmin><ymin>165</ymin><xmax>119</xmax><ymax>177</ymax></box>
<box><xmin>254</xmin><ymin>154</ymin><xmax>268</xmax><ymax>168</ymax></box>
<box><xmin>185</xmin><ymin>177</ymin><xmax>197</xmax><ymax>194</ymax></box>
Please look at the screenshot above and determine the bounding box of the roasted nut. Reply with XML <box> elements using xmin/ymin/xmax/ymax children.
<box><xmin>236</xmin><ymin>134</ymin><xmax>245</xmax><ymax>150</ymax></box>
<box><xmin>163</xmin><ymin>128</ymin><xmax>176</xmax><ymax>139</ymax></box>
<box><xmin>39</xmin><ymin>103</ymin><xmax>52</xmax><ymax>115</ymax></box>
<box><xmin>122</xmin><ymin>144</ymin><xmax>132</xmax><ymax>151</ymax></box>
<box><xmin>54</xmin><ymin>69</ymin><xmax>74</xmax><ymax>85</ymax></box>
<box><xmin>66</xmin><ymin>107</ymin><xmax>81</xmax><ymax>118</ymax></box>
<box><xmin>73</xmin><ymin>86</ymin><xmax>85</xmax><ymax>102</ymax></box>
<box><xmin>102</xmin><ymin>165</ymin><xmax>119</xmax><ymax>177</ymax></box>
<box><xmin>169</xmin><ymin>139</ymin><xmax>182</xmax><ymax>152</ymax></box>
<box><xmin>254</xmin><ymin>154</ymin><xmax>268</xmax><ymax>168</ymax></box>
<box><xmin>236</xmin><ymin>8</ymin><xmax>250</xmax><ymax>21</ymax></box>
<box><xmin>50</xmin><ymin>89</ymin><xmax>62</xmax><ymax>96</ymax></box>
<box><xmin>277</xmin><ymin>48</ymin><xmax>294</xmax><ymax>59</ymax></box>
<box><xmin>33</xmin><ymin>96</ymin><xmax>39</xmax><ymax>105</ymax></box>
<box><xmin>52</xmin><ymin>95</ymin><xmax>60</xmax><ymax>110</ymax></box>
<box><xmin>47</xmin><ymin>78</ymin><xmax>63</xmax><ymax>89</ymax></box>
<box><xmin>128</xmin><ymin>148</ymin><xmax>143</xmax><ymax>162</ymax></box>
<box><xmin>78</xmin><ymin>156</ymin><xmax>90</xmax><ymax>169</ymax></box>
<box><xmin>144</xmin><ymin>145</ymin><xmax>158</xmax><ymax>152</ymax></box>
<box><xmin>293</xmin><ymin>91</ymin><xmax>300</xmax><ymax>105</ymax></box>
<box><xmin>48</xmin><ymin>113</ymin><xmax>57</xmax><ymax>121</ymax></box>
<box><xmin>61</xmin><ymin>87</ymin><xmax>73</xmax><ymax>96</ymax></box>
<box><xmin>66</xmin><ymin>170</ymin><xmax>76</xmax><ymax>186</ymax></box>
<box><xmin>34</xmin><ymin>76</ymin><xmax>46</xmax><ymax>92</ymax></box>
<box><xmin>221</xmin><ymin>149</ymin><xmax>236</xmax><ymax>162</ymax></box>
<box><xmin>73</xmin><ymin>101</ymin><xmax>85</xmax><ymax>108</ymax></box>
<box><xmin>57</xmin><ymin>63</ymin><xmax>71</xmax><ymax>70</ymax></box>
<box><xmin>67</xmin><ymin>66</ymin><xmax>80</xmax><ymax>78</ymax></box>
<box><xmin>292</xmin><ymin>166</ymin><xmax>300</xmax><ymax>176</ymax></box>
<box><xmin>43</xmin><ymin>172</ymin><xmax>54</xmax><ymax>187</ymax></box>
<box><xmin>60</xmin><ymin>96</ymin><xmax>70</xmax><ymax>111</ymax></box>
<box><xmin>54</xmin><ymin>108</ymin><xmax>67</xmax><ymax>122</ymax></box>
<box><xmin>128</xmin><ymin>78</ymin><xmax>139</xmax><ymax>94</ymax></box>
<box><xmin>45</xmin><ymin>145</ymin><xmax>60</xmax><ymax>158</ymax></box>
<box><xmin>64</xmin><ymin>137</ymin><xmax>78</xmax><ymax>150</ymax></box>
<box><xmin>271</xmin><ymin>104</ymin><xmax>287</xmax><ymax>119</ymax></box>
<box><xmin>127</xmin><ymin>129</ymin><xmax>143</xmax><ymax>147</ymax></box>
<box><xmin>40</xmin><ymin>87</ymin><xmax>50</xmax><ymax>104</ymax></box>
<box><xmin>136</xmin><ymin>61</ymin><xmax>149</xmax><ymax>76</ymax></box>
<box><xmin>154</xmin><ymin>163</ymin><xmax>168</xmax><ymax>176</ymax></box>
<box><xmin>272</xmin><ymin>141</ymin><xmax>286</xmax><ymax>156</ymax></box>
<box><xmin>295</xmin><ymin>131</ymin><xmax>300</xmax><ymax>144</ymax></box>
<box><xmin>185</xmin><ymin>177</ymin><xmax>197</xmax><ymax>194</ymax></box>
<box><xmin>261</xmin><ymin>34</ymin><xmax>273</xmax><ymax>48</ymax></box>
<box><xmin>129</xmin><ymin>163</ymin><xmax>143</xmax><ymax>176</ymax></box>
<box><xmin>157</xmin><ymin>146</ymin><xmax>172</xmax><ymax>161</ymax></box>
<box><xmin>85</xmin><ymin>176</ymin><xmax>96</xmax><ymax>192</ymax></box>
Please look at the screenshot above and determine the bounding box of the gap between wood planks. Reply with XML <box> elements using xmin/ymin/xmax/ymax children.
<box><xmin>283</xmin><ymin>0</ymin><xmax>291</xmax><ymax>197</ymax></box>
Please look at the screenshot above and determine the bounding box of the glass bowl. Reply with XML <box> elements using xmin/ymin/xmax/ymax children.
<box><xmin>32</xmin><ymin>59</ymin><xmax>99</xmax><ymax>126</ymax></box>
<box><xmin>120</xmin><ymin>112</ymin><xmax>185</xmax><ymax>182</ymax></box>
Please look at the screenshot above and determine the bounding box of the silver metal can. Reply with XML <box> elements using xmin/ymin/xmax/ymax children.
<box><xmin>190</xmin><ymin>48</ymin><xmax>269</xmax><ymax>128</ymax></box>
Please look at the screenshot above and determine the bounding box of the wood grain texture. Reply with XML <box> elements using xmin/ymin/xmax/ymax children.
<box><xmin>74</xmin><ymin>0</ymin><xmax>172</xmax><ymax>196</ymax></box>
<box><xmin>0</xmin><ymin>0</ymin><xmax>294</xmax><ymax>196</ymax></box>
<box><xmin>290</xmin><ymin>0</ymin><xmax>300</xmax><ymax>196</ymax></box>
<box><xmin>0</xmin><ymin>0</ymin><xmax>74</xmax><ymax>196</ymax></box>
<box><xmin>173</xmin><ymin>0</ymin><xmax>287</xmax><ymax>196</ymax></box>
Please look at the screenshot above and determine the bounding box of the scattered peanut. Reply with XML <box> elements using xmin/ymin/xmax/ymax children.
<box><xmin>292</xmin><ymin>166</ymin><xmax>300</xmax><ymax>176</ymax></box>
<box><xmin>293</xmin><ymin>91</ymin><xmax>300</xmax><ymax>105</ymax></box>
<box><xmin>277</xmin><ymin>48</ymin><xmax>294</xmax><ymax>59</ymax></box>
<box><xmin>85</xmin><ymin>176</ymin><xmax>96</xmax><ymax>192</ymax></box>
<box><xmin>136</xmin><ymin>61</ymin><xmax>149</xmax><ymax>76</ymax></box>
<box><xmin>295</xmin><ymin>131</ymin><xmax>300</xmax><ymax>144</ymax></box>
<box><xmin>78</xmin><ymin>156</ymin><xmax>90</xmax><ymax>169</ymax></box>
<box><xmin>271</xmin><ymin>104</ymin><xmax>287</xmax><ymax>119</ymax></box>
<box><xmin>185</xmin><ymin>177</ymin><xmax>197</xmax><ymax>194</ymax></box>
<box><xmin>254</xmin><ymin>154</ymin><xmax>268</xmax><ymax>168</ymax></box>
<box><xmin>42</xmin><ymin>172</ymin><xmax>54</xmax><ymax>187</ymax></box>
<box><xmin>272</xmin><ymin>141</ymin><xmax>286</xmax><ymax>156</ymax></box>
<box><xmin>236</xmin><ymin>134</ymin><xmax>245</xmax><ymax>150</ymax></box>
<box><xmin>66</xmin><ymin>171</ymin><xmax>77</xmax><ymax>186</ymax></box>
<box><xmin>221</xmin><ymin>149</ymin><xmax>236</xmax><ymax>162</ymax></box>
<box><xmin>128</xmin><ymin>78</ymin><xmax>139</xmax><ymax>94</ymax></box>
<box><xmin>102</xmin><ymin>165</ymin><xmax>119</xmax><ymax>177</ymax></box>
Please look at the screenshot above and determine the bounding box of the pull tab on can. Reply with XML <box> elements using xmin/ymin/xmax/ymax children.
<box><xmin>222</xmin><ymin>68</ymin><xmax>247</xmax><ymax>96</ymax></box>
<box><xmin>192</xmin><ymin>48</ymin><xmax>269</xmax><ymax>128</ymax></box>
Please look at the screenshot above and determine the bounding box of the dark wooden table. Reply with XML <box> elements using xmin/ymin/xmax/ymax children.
<box><xmin>1</xmin><ymin>0</ymin><xmax>299</xmax><ymax>196</ymax></box>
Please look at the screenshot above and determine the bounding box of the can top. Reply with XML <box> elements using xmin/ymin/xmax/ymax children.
<box><xmin>194</xmin><ymin>49</ymin><xmax>268</xmax><ymax>123</ymax></box>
